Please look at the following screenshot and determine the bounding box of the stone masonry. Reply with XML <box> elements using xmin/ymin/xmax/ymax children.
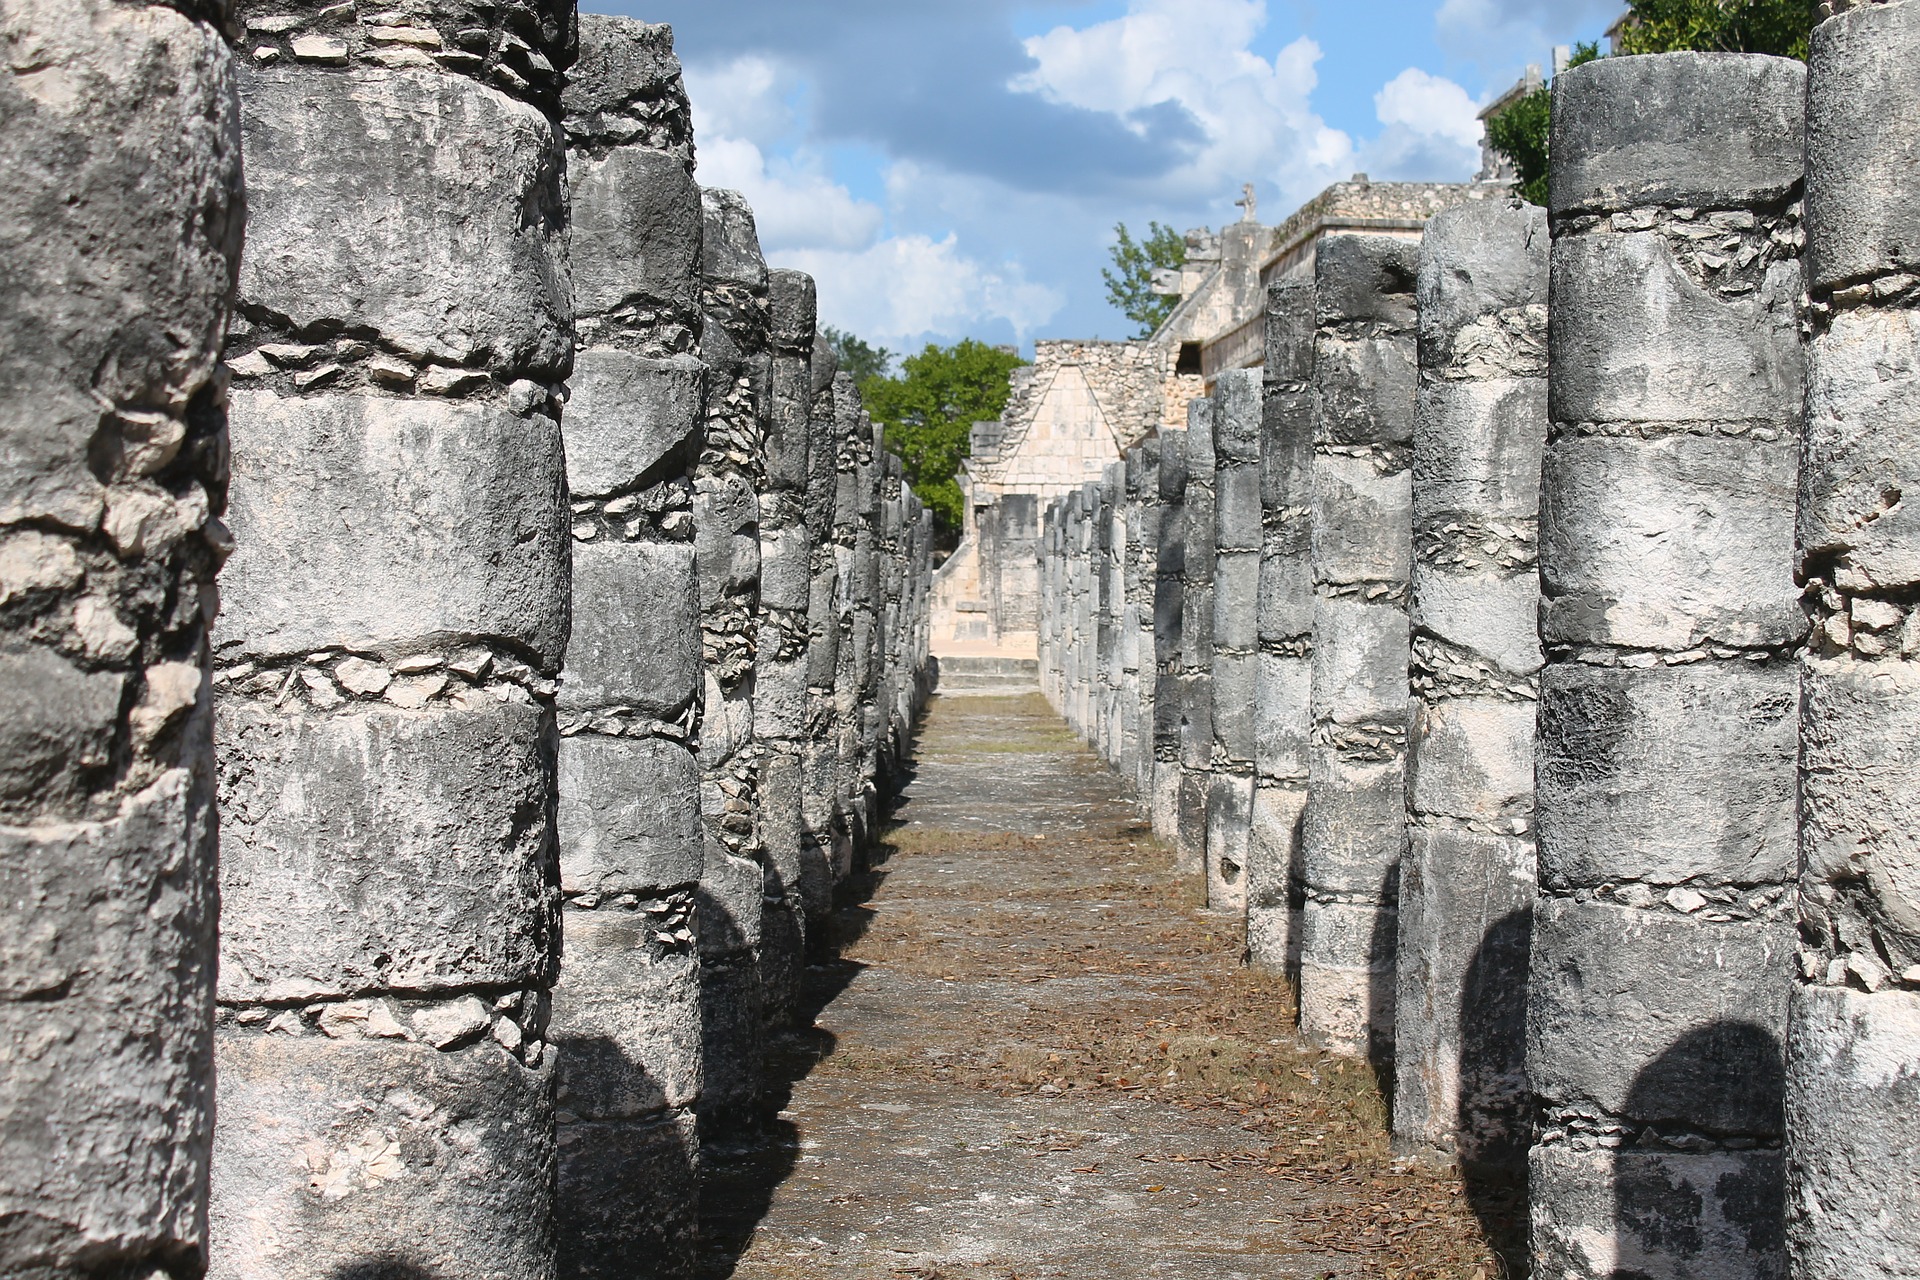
<box><xmin>1</xmin><ymin>1</ymin><xmax>241</xmax><ymax>1273</ymax></box>
<box><xmin>209</xmin><ymin>0</ymin><xmax>577</xmax><ymax>1270</ymax></box>
<box><xmin>1150</xmin><ymin>430</ymin><xmax>1188</xmax><ymax>846</ymax></box>
<box><xmin>553</xmin><ymin>18</ymin><xmax>704</xmax><ymax>1278</ymax></box>
<box><xmin>1176</xmin><ymin>401</ymin><xmax>1216</xmax><ymax>876</ymax></box>
<box><xmin>1207</xmin><ymin>370</ymin><xmax>1263</xmax><ymax>912</ymax></box>
<box><xmin>1791</xmin><ymin>2</ymin><xmax>1920</xmax><ymax>1274</ymax></box>
<box><xmin>1392</xmin><ymin>199</ymin><xmax>1546</xmax><ymax>1176</ymax></box>
<box><xmin>1299</xmin><ymin>234</ymin><xmax>1419</xmax><ymax>1062</ymax></box>
<box><xmin>1530</xmin><ymin>52</ymin><xmax>1806</xmax><ymax>1280</ymax></box>
<box><xmin>1247</xmin><ymin>281</ymin><xmax>1315</xmax><ymax>975</ymax></box>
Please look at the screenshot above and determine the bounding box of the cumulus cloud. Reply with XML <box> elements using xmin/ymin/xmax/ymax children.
<box><xmin>782</xmin><ymin>234</ymin><xmax>1064</xmax><ymax>350</ymax></box>
<box><xmin>1358</xmin><ymin>66</ymin><xmax>1484</xmax><ymax>181</ymax></box>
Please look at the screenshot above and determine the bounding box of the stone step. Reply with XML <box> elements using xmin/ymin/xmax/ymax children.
<box><xmin>933</xmin><ymin>655</ymin><xmax>1041</xmax><ymax>693</ymax></box>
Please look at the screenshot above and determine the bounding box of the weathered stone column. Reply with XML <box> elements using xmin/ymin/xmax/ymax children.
<box><xmin>1150</xmin><ymin>428</ymin><xmax>1190</xmax><ymax>844</ymax></box>
<box><xmin>551</xmin><ymin>19</ymin><xmax>704</xmax><ymax>1275</ymax></box>
<box><xmin>759</xmin><ymin>269</ymin><xmax>819</xmax><ymax>1031</ymax></box>
<box><xmin>1391</xmin><ymin>200</ymin><xmax>1546</xmax><ymax>1182</ymax></box>
<box><xmin>1790</xmin><ymin>5</ymin><xmax>1920</xmax><ymax>1274</ymax></box>
<box><xmin>1208</xmin><ymin>370</ymin><xmax>1262</xmax><ymax>910</ymax></box>
<box><xmin>695</xmin><ymin>188</ymin><xmax>774</xmax><ymax>1135</ymax></box>
<box><xmin>1299</xmin><ymin>235</ymin><xmax>1418</xmax><ymax>1060</ymax></box>
<box><xmin>1071</xmin><ymin>483</ymin><xmax>1098</xmax><ymax>735</ymax></box>
<box><xmin>1128</xmin><ymin>440</ymin><xmax>1163</xmax><ymax>801</ymax></box>
<box><xmin>829</xmin><ymin>379</ymin><xmax>878</xmax><ymax>855</ymax></box>
<box><xmin>211</xmin><ymin>3</ymin><xmax>576</xmax><ymax>1272</ymax></box>
<box><xmin>1</xmin><ymin>3</ymin><xmax>240</xmax><ymax>1273</ymax></box>
<box><xmin>801</xmin><ymin>350</ymin><xmax>847</xmax><ymax>917</ymax></box>
<box><xmin>1097</xmin><ymin>462</ymin><xmax>1124</xmax><ymax>763</ymax></box>
<box><xmin>1177</xmin><ymin>403</ymin><xmax>1217</xmax><ymax>875</ymax></box>
<box><xmin>1531</xmin><ymin>53</ymin><xmax>1805</xmax><ymax>1278</ymax></box>
<box><xmin>1249</xmin><ymin>281</ymin><xmax>1315</xmax><ymax>973</ymax></box>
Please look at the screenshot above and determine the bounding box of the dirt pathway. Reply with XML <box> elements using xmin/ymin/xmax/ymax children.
<box><xmin>700</xmin><ymin>693</ymin><xmax>1515</xmax><ymax>1280</ymax></box>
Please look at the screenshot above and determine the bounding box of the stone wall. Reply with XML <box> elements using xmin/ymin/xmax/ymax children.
<box><xmin>3</xmin><ymin>5</ymin><xmax>935</xmax><ymax>1274</ymax></box>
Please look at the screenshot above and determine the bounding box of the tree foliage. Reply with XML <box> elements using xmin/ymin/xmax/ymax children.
<box><xmin>861</xmin><ymin>338</ymin><xmax>1026</xmax><ymax>534</ymax></box>
<box><xmin>1614</xmin><ymin>0</ymin><xmax>1817</xmax><ymax>58</ymax></box>
<box><xmin>1102</xmin><ymin>221</ymin><xmax>1187</xmax><ymax>338</ymax></box>
<box><xmin>821</xmin><ymin>325</ymin><xmax>894</xmax><ymax>389</ymax></box>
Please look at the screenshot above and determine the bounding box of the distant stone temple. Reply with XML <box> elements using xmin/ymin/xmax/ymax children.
<box><xmin>933</xmin><ymin>176</ymin><xmax>1488</xmax><ymax>655</ymax></box>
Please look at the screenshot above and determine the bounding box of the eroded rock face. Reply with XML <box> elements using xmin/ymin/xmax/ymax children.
<box><xmin>1791</xmin><ymin>5</ymin><xmax>1920</xmax><ymax>1275</ymax></box>
<box><xmin>0</xmin><ymin>0</ymin><xmax>241</xmax><ymax>1272</ymax></box>
<box><xmin>1531</xmin><ymin>51</ymin><xmax>1806</xmax><ymax>1280</ymax></box>
<box><xmin>210</xmin><ymin>3</ymin><xmax>575</xmax><ymax>1273</ymax></box>
<box><xmin>1392</xmin><ymin>198</ymin><xmax>1546</xmax><ymax>1179</ymax></box>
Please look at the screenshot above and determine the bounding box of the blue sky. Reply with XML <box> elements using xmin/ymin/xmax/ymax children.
<box><xmin>596</xmin><ymin>0</ymin><xmax>1622</xmax><ymax>354</ymax></box>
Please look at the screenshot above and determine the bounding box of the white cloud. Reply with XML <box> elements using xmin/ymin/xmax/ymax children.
<box><xmin>1434</xmin><ymin>0</ymin><xmax>1622</xmax><ymax>80</ymax></box>
<box><xmin>1012</xmin><ymin>0</ymin><xmax>1354</xmax><ymax>211</ymax></box>
<box><xmin>683</xmin><ymin>55</ymin><xmax>795</xmax><ymax>147</ymax></box>
<box><xmin>783</xmin><ymin>233</ymin><xmax>1064</xmax><ymax>350</ymax></box>
<box><xmin>694</xmin><ymin>134</ymin><xmax>885</xmax><ymax>255</ymax></box>
<box><xmin>1358</xmin><ymin>66</ymin><xmax>1484</xmax><ymax>181</ymax></box>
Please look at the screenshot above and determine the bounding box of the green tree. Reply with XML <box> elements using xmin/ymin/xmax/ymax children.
<box><xmin>861</xmin><ymin>339</ymin><xmax>1026</xmax><ymax>533</ymax></box>
<box><xmin>1487</xmin><ymin>42</ymin><xmax>1601</xmax><ymax>206</ymax></box>
<box><xmin>1102</xmin><ymin>221</ymin><xmax>1186</xmax><ymax>338</ymax></box>
<box><xmin>821</xmin><ymin>325</ymin><xmax>894</xmax><ymax>390</ymax></box>
<box><xmin>1614</xmin><ymin>0</ymin><xmax>1817</xmax><ymax>58</ymax></box>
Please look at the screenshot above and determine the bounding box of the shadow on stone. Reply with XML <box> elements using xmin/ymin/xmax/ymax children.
<box><xmin>328</xmin><ymin>1259</ymin><xmax>442</xmax><ymax>1279</ymax></box>
<box><xmin>1456</xmin><ymin>907</ymin><xmax>1533</xmax><ymax>1279</ymax></box>
<box><xmin>1366</xmin><ymin>861</ymin><xmax>1400</xmax><ymax>1101</ymax></box>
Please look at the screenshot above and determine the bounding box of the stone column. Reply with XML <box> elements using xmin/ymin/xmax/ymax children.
<box><xmin>759</xmin><ymin>269</ymin><xmax>819</xmax><ymax>1031</ymax></box>
<box><xmin>694</xmin><ymin>188</ymin><xmax>770</xmax><ymax>1134</ymax></box>
<box><xmin>1790</xmin><ymin>5</ymin><xmax>1920</xmax><ymax>1275</ymax></box>
<box><xmin>1097</xmin><ymin>463</ymin><xmax>1123</xmax><ymax>763</ymax></box>
<box><xmin>1150</xmin><ymin>429</ymin><xmax>1190</xmax><ymax>844</ymax></box>
<box><xmin>1530</xmin><ymin>53</ymin><xmax>1805</xmax><ymax>1279</ymax></box>
<box><xmin>1128</xmin><ymin>439</ymin><xmax>1163</xmax><ymax>801</ymax></box>
<box><xmin>801</xmin><ymin>350</ymin><xmax>847</xmax><ymax>918</ymax></box>
<box><xmin>850</xmin><ymin>414</ymin><xmax>884</xmax><ymax>846</ymax></box>
<box><xmin>1</xmin><ymin>2</ymin><xmax>240</xmax><ymax>1273</ymax></box>
<box><xmin>1299</xmin><ymin>234</ymin><xmax>1419</xmax><ymax>1060</ymax></box>
<box><xmin>551</xmin><ymin>19</ymin><xmax>705</xmax><ymax>1275</ymax></box>
<box><xmin>1208</xmin><ymin>370</ymin><xmax>1263</xmax><ymax>910</ymax></box>
<box><xmin>1178</xmin><ymin>403</ymin><xmax>1217</xmax><ymax>875</ymax></box>
<box><xmin>1072</xmin><ymin>483</ymin><xmax>1098</xmax><ymax>735</ymax></box>
<box><xmin>1391</xmin><ymin>200</ymin><xmax>1546</xmax><ymax>1182</ymax></box>
<box><xmin>829</xmin><ymin>379</ymin><xmax>877</xmax><ymax>855</ymax></box>
<box><xmin>1249</xmin><ymin>281</ymin><xmax>1315</xmax><ymax>974</ymax></box>
<box><xmin>210</xmin><ymin>2</ymin><xmax>576</xmax><ymax>1272</ymax></box>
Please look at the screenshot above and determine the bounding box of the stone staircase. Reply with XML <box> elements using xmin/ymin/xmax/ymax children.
<box><xmin>933</xmin><ymin>655</ymin><xmax>1041</xmax><ymax>696</ymax></box>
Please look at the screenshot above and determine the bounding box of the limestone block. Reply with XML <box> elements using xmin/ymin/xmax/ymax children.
<box><xmin>1784</xmin><ymin>985</ymin><xmax>1920</xmax><ymax>1280</ymax></box>
<box><xmin>1800</xmin><ymin>654</ymin><xmax>1920</xmax><ymax>968</ymax></box>
<box><xmin>1247</xmin><ymin>783</ymin><xmax>1306</xmax><ymax>964</ymax></box>
<box><xmin>694</xmin><ymin>474</ymin><xmax>761</xmax><ymax>607</ymax></box>
<box><xmin>699</xmin><ymin>953</ymin><xmax>764</xmax><ymax>1119</ymax></box>
<box><xmin>560</xmin><ymin>541</ymin><xmax>699</xmax><ymax>718</ymax></box>
<box><xmin>1211</xmin><ymin>649</ymin><xmax>1257</xmax><ymax>762</ymax></box>
<box><xmin>557</xmin><ymin>1112</ymin><xmax>698</xmax><ymax>1280</ymax></box>
<box><xmin>759</xmin><ymin>522</ymin><xmax>812</xmax><ymax>613</ymax></box>
<box><xmin>1412</xmin><ymin>569</ymin><xmax>1542</xmax><ymax>678</ymax></box>
<box><xmin>217</xmin><ymin>701</ymin><xmax>558</xmax><ymax>1002</ymax></box>
<box><xmin>1212</xmin><ymin>551</ymin><xmax>1260</xmax><ymax>653</ymax></box>
<box><xmin>1311</xmin><ymin>454</ymin><xmax>1413</xmax><ymax>587</ymax></box>
<box><xmin>1315</xmin><ymin>234</ymin><xmax>1420</xmax><ymax>328</ymax></box>
<box><xmin>1257</xmin><ymin>550</ymin><xmax>1314</xmax><ymax>646</ymax></box>
<box><xmin>1528</xmin><ymin>899</ymin><xmax>1793</xmax><ymax>1134</ymax></box>
<box><xmin>222</xmin><ymin>391</ymin><xmax>570</xmax><ymax>669</ymax></box>
<box><xmin>1412</xmin><ymin>378</ymin><xmax>1547</xmax><ymax>520</ymax></box>
<box><xmin>1205</xmin><ymin>771</ymin><xmax>1253</xmax><ymax>907</ymax></box>
<box><xmin>1254</xmin><ymin>652</ymin><xmax>1311</xmax><ymax>781</ymax></box>
<box><xmin>1393</xmin><ymin>825</ymin><xmax>1532</xmax><ymax>1161</ymax></box>
<box><xmin>553</xmin><ymin>912</ymin><xmax>700</xmax><ymax>1117</ymax></box>
<box><xmin>1806</xmin><ymin>0</ymin><xmax>1920</xmax><ymax>290</ymax></box>
<box><xmin>1299</xmin><ymin>901</ymin><xmax>1396</xmax><ymax>1056</ymax></box>
<box><xmin>238</xmin><ymin>64</ymin><xmax>571</xmax><ymax>376</ymax></box>
<box><xmin>701</xmin><ymin>188</ymin><xmax>767</xmax><ymax>290</ymax></box>
<box><xmin>563</xmin><ymin>352</ymin><xmax>704</xmax><ymax>498</ymax></box>
<box><xmin>1549</xmin><ymin>233</ymin><xmax>1803</xmax><ymax>428</ymax></box>
<box><xmin>769</xmin><ymin>268</ymin><xmax>818</xmax><ymax>352</ymax></box>
<box><xmin>1539</xmin><ymin>433</ymin><xmax>1803</xmax><ymax>651</ymax></box>
<box><xmin>1416</xmin><ymin>199</ymin><xmax>1549</xmax><ymax>367</ymax></box>
<box><xmin>1407</xmin><ymin>697</ymin><xmax>1534</xmax><ymax>824</ymax></box>
<box><xmin>1535</xmin><ymin>662</ymin><xmax>1798</xmax><ymax>891</ymax></box>
<box><xmin>557</xmin><ymin>737</ymin><xmax>702</xmax><ymax>897</ymax></box>
<box><xmin>0</xmin><ymin>772</ymin><xmax>215</xmax><ymax>1272</ymax></box>
<box><xmin>767</xmin><ymin>359</ymin><xmax>812</xmax><ymax>492</ymax></box>
<box><xmin>1309</xmin><ymin>594</ymin><xmax>1411</xmax><ymax>728</ymax></box>
<box><xmin>1313</xmin><ymin>336</ymin><xmax>1418</xmax><ymax>448</ymax></box>
<box><xmin>0</xmin><ymin>0</ymin><xmax>242</xmax><ymax>531</ymax></box>
<box><xmin>1531</xmin><ymin>1145</ymin><xmax>1785</xmax><ymax>1280</ymax></box>
<box><xmin>569</xmin><ymin>146</ymin><xmax>700</xmax><ymax>319</ymax></box>
<box><xmin>0</xmin><ymin>647</ymin><xmax>127</xmax><ymax>819</ymax></box>
<box><xmin>210</xmin><ymin>1032</ymin><xmax>555</xmax><ymax>1280</ymax></box>
<box><xmin>1215</xmin><ymin>463</ymin><xmax>1263</xmax><ymax>553</ymax></box>
<box><xmin>563</xmin><ymin>14</ymin><xmax>685</xmax><ymax>132</ymax></box>
<box><xmin>1301</xmin><ymin>753</ymin><xmax>1405</xmax><ymax>897</ymax></box>
<box><xmin>1548</xmin><ymin>52</ymin><xmax>1806</xmax><ymax>217</ymax></box>
<box><xmin>1176</xmin><ymin>767</ymin><xmax>1210</xmax><ymax>873</ymax></box>
<box><xmin>697</xmin><ymin>843</ymin><xmax>763</xmax><ymax>959</ymax></box>
<box><xmin>753</xmin><ymin>653</ymin><xmax>807</xmax><ymax>742</ymax></box>
<box><xmin>1800</xmin><ymin>307</ymin><xmax>1920</xmax><ymax>591</ymax></box>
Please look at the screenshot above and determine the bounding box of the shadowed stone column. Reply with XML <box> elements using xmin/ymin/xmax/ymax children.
<box><xmin>759</xmin><ymin>269</ymin><xmax>819</xmax><ymax>1031</ymax></box>
<box><xmin>1072</xmin><ymin>482</ymin><xmax>1098</xmax><ymax>735</ymax></box>
<box><xmin>1299</xmin><ymin>234</ymin><xmax>1418</xmax><ymax>1060</ymax></box>
<box><xmin>1392</xmin><ymin>199</ymin><xmax>1546</xmax><ymax>1183</ymax></box>
<box><xmin>1790</xmin><ymin>5</ymin><xmax>1920</xmax><ymax>1275</ymax></box>
<box><xmin>1177</xmin><ymin>402</ymin><xmax>1216</xmax><ymax>876</ymax></box>
<box><xmin>694</xmin><ymin>188</ymin><xmax>771</xmax><ymax>1135</ymax></box>
<box><xmin>1249</xmin><ymin>281</ymin><xmax>1315</xmax><ymax>974</ymax></box>
<box><xmin>210</xmin><ymin>2</ymin><xmax>576</xmax><ymax>1272</ymax></box>
<box><xmin>0</xmin><ymin>2</ymin><xmax>240</xmax><ymax>1273</ymax></box>
<box><xmin>1531</xmin><ymin>52</ymin><xmax>1805</xmax><ymax>1280</ymax></box>
<box><xmin>1127</xmin><ymin>439</ymin><xmax>1163</xmax><ymax>801</ymax></box>
<box><xmin>1150</xmin><ymin>428</ymin><xmax>1190</xmax><ymax>844</ymax></box>
<box><xmin>801</xmin><ymin>351</ymin><xmax>847</xmax><ymax>916</ymax></box>
<box><xmin>1208</xmin><ymin>370</ymin><xmax>1262</xmax><ymax>911</ymax></box>
<box><xmin>1098</xmin><ymin>462</ymin><xmax>1124</xmax><ymax>764</ymax></box>
<box><xmin>552</xmin><ymin>19</ymin><xmax>703</xmax><ymax>1276</ymax></box>
<box><xmin>830</xmin><ymin>377</ymin><xmax>878</xmax><ymax>855</ymax></box>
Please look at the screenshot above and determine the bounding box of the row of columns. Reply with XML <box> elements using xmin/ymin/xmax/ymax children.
<box><xmin>1039</xmin><ymin>24</ymin><xmax>1919</xmax><ymax>1278</ymax></box>
<box><xmin>2</xmin><ymin>7</ymin><xmax>933</xmax><ymax>1279</ymax></box>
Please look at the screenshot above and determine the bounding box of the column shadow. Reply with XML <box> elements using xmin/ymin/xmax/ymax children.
<box><xmin>1455</xmin><ymin>906</ymin><xmax>1533</xmax><ymax>1279</ymax></box>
